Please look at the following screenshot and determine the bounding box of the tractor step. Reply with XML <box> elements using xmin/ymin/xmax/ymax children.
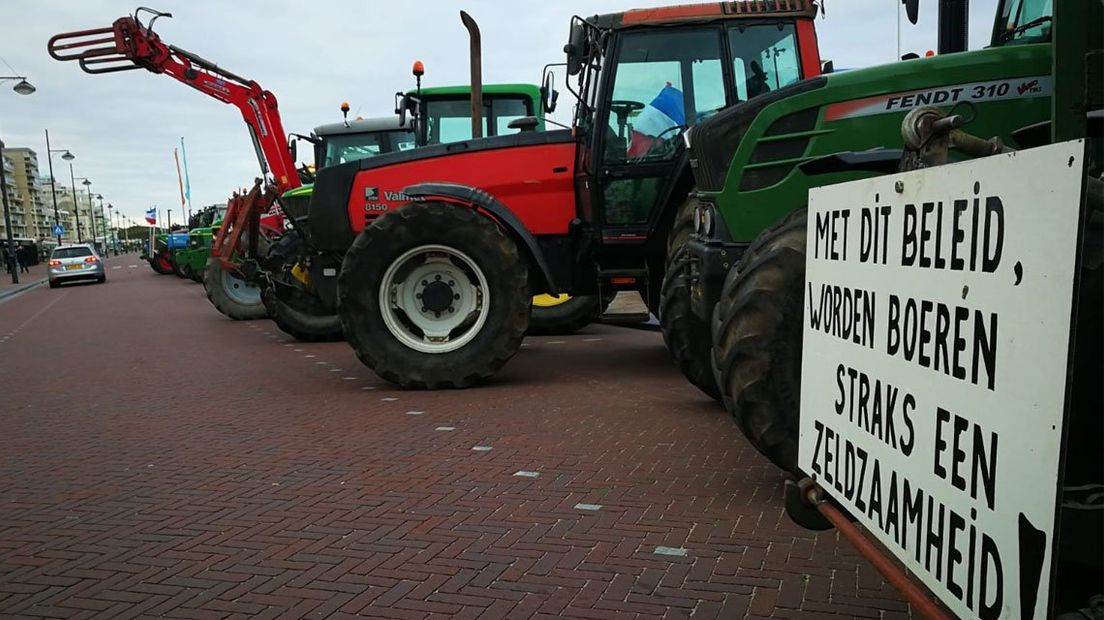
<box><xmin>598</xmin><ymin>291</ymin><xmax>655</xmax><ymax>328</ymax></box>
<box><xmin>598</xmin><ymin>268</ymin><xmax>649</xmax><ymax>291</ymax></box>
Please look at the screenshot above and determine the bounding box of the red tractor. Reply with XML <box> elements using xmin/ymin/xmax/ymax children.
<box><xmin>306</xmin><ymin>2</ymin><xmax>823</xmax><ymax>387</ymax></box>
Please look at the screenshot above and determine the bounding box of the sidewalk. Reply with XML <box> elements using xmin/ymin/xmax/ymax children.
<box><xmin>0</xmin><ymin>261</ymin><xmax>49</xmax><ymax>299</ymax></box>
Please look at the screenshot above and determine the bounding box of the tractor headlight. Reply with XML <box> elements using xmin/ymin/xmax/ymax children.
<box><xmin>693</xmin><ymin>202</ymin><xmax>715</xmax><ymax>238</ymax></box>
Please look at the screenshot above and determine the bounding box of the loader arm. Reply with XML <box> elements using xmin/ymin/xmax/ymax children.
<box><xmin>48</xmin><ymin>8</ymin><xmax>301</xmax><ymax>193</ymax></box>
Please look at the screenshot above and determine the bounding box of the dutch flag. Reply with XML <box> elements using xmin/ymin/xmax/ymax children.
<box><xmin>145</xmin><ymin>207</ymin><xmax>157</xmax><ymax>225</ymax></box>
<box><xmin>628</xmin><ymin>83</ymin><xmax>686</xmax><ymax>158</ymax></box>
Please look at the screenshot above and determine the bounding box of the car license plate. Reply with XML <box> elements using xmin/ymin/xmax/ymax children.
<box><xmin>65</xmin><ymin>264</ymin><xmax>83</xmax><ymax>271</ymax></box>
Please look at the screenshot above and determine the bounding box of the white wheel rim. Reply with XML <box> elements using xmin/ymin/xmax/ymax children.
<box><xmin>379</xmin><ymin>244</ymin><xmax>489</xmax><ymax>354</ymax></box>
<box><xmin>222</xmin><ymin>268</ymin><xmax>261</xmax><ymax>305</ymax></box>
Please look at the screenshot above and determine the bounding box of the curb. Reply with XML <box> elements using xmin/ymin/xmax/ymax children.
<box><xmin>0</xmin><ymin>279</ymin><xmax>46</xmax><ymax>302</ymax></box>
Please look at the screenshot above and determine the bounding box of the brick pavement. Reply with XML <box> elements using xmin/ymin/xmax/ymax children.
<box><xmin>0</xmin><ymin>264</ymin><xmax>913</xmax><ymax>619</ymax></box>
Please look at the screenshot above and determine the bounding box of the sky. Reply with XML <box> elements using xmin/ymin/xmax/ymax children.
<box><xmin>0</xmin><ymin>0</ymin><xmax>999</xmax><ymax>226</ymax></box>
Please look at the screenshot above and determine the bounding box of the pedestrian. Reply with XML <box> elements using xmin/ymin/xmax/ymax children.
<box><xmin>17</xmin><ymin>247</ymin><xmax>29</xmax><ymax>274</ymax></box>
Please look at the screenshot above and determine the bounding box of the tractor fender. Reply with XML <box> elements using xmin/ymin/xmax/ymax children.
<box><xmin>401</xmin><ymin>182</ymin><xmax>560</xmax><ymax>295</ymax></box>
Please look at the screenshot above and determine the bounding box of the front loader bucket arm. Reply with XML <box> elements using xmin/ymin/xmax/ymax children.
<box><xmin>48</xmin><ymin>16</ymin><xmax>169</xmax><ymax>75</ymax></box>
<box><xmin>48</xmin><ymin>10</ymin><xmax>301</xmax><ymax>193</ymax></box>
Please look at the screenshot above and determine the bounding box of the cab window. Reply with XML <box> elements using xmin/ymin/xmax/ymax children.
<box><xmin>994</xmin><ymin>0</ymin><xmax>1052</xmax><ymax>45</ymax></box>
<box><xmin>728</xmin><ymin>24</ymin><xmax>800</xmax><ymax>102</ymax></box>
<box><xmin>602</xmin><ymin>29</ymin><xmax>725</xmax><ymax>165</ymax></box>
<box><xmin>424</xmin><ymin>96</ymin><xmax>535</xmax><ymax>145</ymax></box>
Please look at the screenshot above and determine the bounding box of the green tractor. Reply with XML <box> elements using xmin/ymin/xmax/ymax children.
<box><xmin>169</xmin><ymin>205</ymin><xmax>223</xmax><ymax>283</ymax></box>
<box><xmin>667</xmin><ymin>0</ymin><xmax>1070</xmax><ymax>473</ymax></box>
<box><xmin>145</xmin><ymin>231</ymin><xmax>189</xmax><ymax>275</ymax></box>
<box><xmin>202</xmin><ymin>115</ymin><xmax>417</xmax><ymax>322</ymax></box>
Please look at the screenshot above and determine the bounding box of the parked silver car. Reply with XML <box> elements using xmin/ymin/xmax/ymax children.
<box><xmin>48</xmin><ymin>244</ymin><xmax>106</xmax><ymax>288</ymax></box>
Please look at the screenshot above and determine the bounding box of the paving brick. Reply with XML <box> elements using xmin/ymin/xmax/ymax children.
<box><xmin>0</xmin><ymin>272</ymin><xmax>912</xmax><ymax>619</ymax></box>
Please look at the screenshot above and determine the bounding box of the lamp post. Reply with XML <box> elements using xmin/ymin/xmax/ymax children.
<box><xmin>95</xmin><ymin>193</ymin><xmax>106</xmax><ymax>252</ymax></box>
<box><xmin>1</xmin><ymin>75</ymin><xmax>36</xmax><ymax>284</ymax></box>
<box><xmin>44</xmin><ymin>131</ymin><xmax>73</xmax><ymax>244</ymax></box>
<box><xmin>107</xmin><ymin>203</ymin><xmax>116</xmax><ymax>255</ymax></box>
<box><xmin>67</xmin><ymin>162</ymin><xmax>83</xmax><ymax>242</ymax></box>
<box><xmin>79</xmin><ymin>178</ymin><xmax>97</xmax><ymax>251</ymax></box>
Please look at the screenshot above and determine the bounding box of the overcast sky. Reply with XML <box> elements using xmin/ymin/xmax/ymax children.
<box><xmin>0</xmin><ymin>0</ymin><xmax>998</xmax><ymax>225</ymax></box>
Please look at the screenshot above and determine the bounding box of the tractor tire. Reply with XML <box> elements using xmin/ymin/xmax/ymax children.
<box><xmin>528</xmin><ymin>294</ymin><xmax>602</xmax><ymax>335</ymax></box>
<box><xmin>170</xmin><ymin>254</ymin><xmax>187</xmax><ymax>278</ymax></box>
<box><xmin>261</xmin><ymin>231</ymin><xmax>344</xmax><ymax>342</ymax></box>
<box><xmin>712</xmin><ymin>208</ymin><xmax>808</xmax><ymax>473</ymax></box>
<box><xmin>190</xmin><ymin>266</ymin><xmax>205</xmax><ymax>284</ymax></box>
<box><xmin>149</xmin><ymin>250</ymin><xmax>173</xmax><ymax>275</ymax></box>
<box><xmin>263</xmin><ymin>286</ymin><xmax>344</xmax><ymax>342</ymax></box>
<box><xmin>203</xmin><ymin>257</ymin><xmax>268</xmax><ymax>320</ymax></box>
<box><xmin>338</xmin><ymin>201</ymin><xmax>530</xmax><ymax>389</ymax></box>
<box><xmin>659</xmin><ymin>196</ymin><xmax>720</xmax><ymax>401</ymax></box>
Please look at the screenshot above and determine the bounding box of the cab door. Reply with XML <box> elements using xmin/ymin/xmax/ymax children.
<box><xmin>592</xmin><ymin>27</ymin><xmax>729</xmax><ymax>240</ymax></box>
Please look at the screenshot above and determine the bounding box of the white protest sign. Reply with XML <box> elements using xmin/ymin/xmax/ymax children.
<box><xmin>799</xmin><ymin>140</ymin><xmax>1085</xmax><ymax>620</ymax></box>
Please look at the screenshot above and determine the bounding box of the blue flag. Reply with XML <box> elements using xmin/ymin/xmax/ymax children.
<box><xmin>180</xmin><ymin>137</ymin><xmax>191</xmax><ymax>204</ymax></box>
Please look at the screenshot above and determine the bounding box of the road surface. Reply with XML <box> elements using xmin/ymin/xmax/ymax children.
<box><xmin>0</xmin><ymin>258</ymin><xmax>911</xmax><ymax>619</ymax></box>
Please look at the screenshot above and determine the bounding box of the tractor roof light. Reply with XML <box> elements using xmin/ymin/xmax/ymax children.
<box><xmin>412</xmin><ymin>60</ymin><xmax>425</xmax><ymax>77</ymax></box>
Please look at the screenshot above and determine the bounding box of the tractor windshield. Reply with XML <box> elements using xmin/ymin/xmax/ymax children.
<box><xmin>320</xmin><ymin>130</ymin><xmax>415</xmax><ymax>167</ymax></box>
<box><xmin>601</xmin><ymin>23</ymin><xmax>800</xmax><ymax>165</ymax></box>
<box><xmin>422</xmin><ymin>96</ymin><xmax>535</xmax><ymax>144</ymax></box>
<box><xmin>993</xmin><ymin>0</ymin><xmax>1053</xmax><ymax>46</ymax></box>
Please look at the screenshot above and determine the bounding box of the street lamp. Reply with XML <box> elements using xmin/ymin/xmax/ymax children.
<box><xmin>1</xmin><ymin>75</ymin><xmax>35</xmax><ymax>284</ymax></box>
<box><xmin>79</xmin><ymin>178</ymin><xmax>97</xmax><ymax>249</ymax></box>
<box><xmin>44</xmin><ymin>130</ymin><xmax>73</xmax><ymax>244</ymax></box>
<box><xmin>107</xmin><ymin>203</ymin><xmax>117</xmax><ymax>255</ymax></box>
<box><xmin>95</xmin><ymin>193</ymin><xmax>106</xmax><ymax>252</ymax></box>
<box><xmin>66</xmin><ymin>160</ymin><xmax>84</xmax><ymax>242</ymax></box>
<box><xmin>0</xmin><ymin>76</ymin><xmax>35</xmax><ymax>96</ymax></box>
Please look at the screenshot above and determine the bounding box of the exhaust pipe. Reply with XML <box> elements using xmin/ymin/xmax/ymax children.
<box><xmin>460</xmin><ymin>11</ymin><xmax>483</xmax><ymax>139</ymax></box>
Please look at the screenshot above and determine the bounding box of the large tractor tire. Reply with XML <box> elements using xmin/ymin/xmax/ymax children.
<box><xmin>203</xmin><ymin>257</ymin><xmax>268</xmax><ymax>320</ymax></box>
<box><xmin>528</xmin><ymin>294</ymin><xmax>602</xmax><ymax>335</ymax></box>
<box><xmin>261</xmin><ymin>234</ymin><xmax>344</xmax><ymax>342</ymax></box>
<box><xmin>189</xmin><ymin>264</ymin><xmax>205</xmax><ymax>284</ymax></box>
<box><xmin>148</xmin><ymin>249</ymin><xmax>173</xmax><ymax>275</ymax></box>
<box><xmin>263</xmin><ymin>285</ymin><xmax>344</xmax><ymax>342</ymax></box>
<box><xmin>659</xmin><ymin>196</ymin><xmax>721</xmax><ymax>401</ymax></box>
<box><xmin>338</xmin><ymin>202</ymin><xmax>530</xmax><ymax>389</ymax></box>
<box><xmin>712</xmin><ymin>208</ymin><xmax>807</xmax><ymax>473</ymax></box>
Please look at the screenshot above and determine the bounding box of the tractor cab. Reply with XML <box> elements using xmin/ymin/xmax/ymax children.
<box><xmin>312</xmin><ymin>117</ymin><xmax>417</xmax><ymax>167</ymax></box>
<box><xmin>397</xmin><ymin>82</ymin><xmax>545</xmax><ymax>147</ymax></box>
<box><xmin>564</xmin><ymin>3</ymin><xmax>821</xmax><ymax>287</ymax></box>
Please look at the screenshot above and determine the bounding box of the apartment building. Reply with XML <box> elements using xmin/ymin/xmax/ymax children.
<box><xmin>4</xmin><ymin>148</ymin><xmax>52</xmax><ymax>240</ymax></box>
<box><xmin>0</xmin><ymin>153</ymin><xmax>27</xmax><ymax>239</ymax></box>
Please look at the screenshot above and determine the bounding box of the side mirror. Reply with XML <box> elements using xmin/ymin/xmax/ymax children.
<box><xmin>540</xmin><ymin>70</ymin><xmax>560</xmax><ymax>113</ymax></box>
<box><xmin>289</xmin><ymin>137</ymin><xmax>298</xmax><ymax>163</ymax></box>
<box><xmin>821</xmin><ymin>60</ymin><xmax>834</xmax><ymax>74</ymax></box>
<box><xmin>565</xmin><ymin>22</ymin><xmax>586</xmax><ymax>76</ymax></box>
<box><xmin>507</xmin><ymin>116</ymin><xmax>540</xmax><ymax>132</ymax></box>
<box><xmin>903</xmin><ymin>0</ymin><xmax>919</xmax><ymax>24</ymax></box>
